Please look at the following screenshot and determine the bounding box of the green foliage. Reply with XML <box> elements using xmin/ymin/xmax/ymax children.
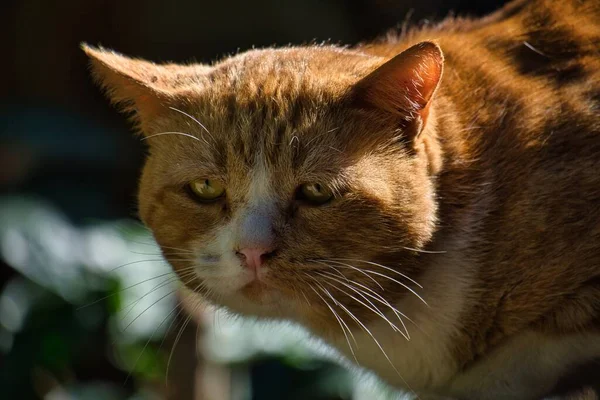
<box><xmin>0</xmin><ymin>196</ymin><xmax>398</xmax><ymax>399</ymax></box>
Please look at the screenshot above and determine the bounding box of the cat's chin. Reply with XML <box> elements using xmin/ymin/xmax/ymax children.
<box><xmin>193</xmin><ymin>279</ymin><xmax>302</xmax><ymax>320</ymax></box>
<box><xmin>218</xmin><ymin>294</ymin><xmax>300</xmax><ymax>320</ymax></box>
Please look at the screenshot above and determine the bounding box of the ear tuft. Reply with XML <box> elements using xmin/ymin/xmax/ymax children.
<box><xmin>353</xmin><ymin>41</ymin><xmax>444</xmax><ymax>131</ymax></box>
<box><xmin>82</xmin><ymin>44</ymin><xmax>174</xmax><ymax>121</ymax></box>
<box><xmin>81</xmin><ymin>44</ymin><xmax>210</xmax><ymax>129</ymax></box>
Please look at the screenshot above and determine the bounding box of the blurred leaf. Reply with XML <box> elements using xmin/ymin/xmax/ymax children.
<box><xmin>114</xmin><ymin>341</ymin><xmax>166</xmax><ymax>381</ymax></box>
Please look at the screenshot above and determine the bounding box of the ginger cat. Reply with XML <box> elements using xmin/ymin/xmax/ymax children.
<box><xmin>84</xmin><ymin>0</ymin><xmax>600</xmax><ymax>398</ymax></box>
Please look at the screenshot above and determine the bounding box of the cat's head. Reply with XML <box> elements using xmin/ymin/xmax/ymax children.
<box><xmin>84</xmin><ymin>42</ymin><xmax>444</xmax><ymax>333</ymax></box>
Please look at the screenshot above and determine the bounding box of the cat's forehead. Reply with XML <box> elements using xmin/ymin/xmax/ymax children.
<box><xmin>156</xmin><ymin>96</ymin><xmax>365</xmax><ymax>192</ymax></box>
<box><xmin>149</xmin><ymin>47</ymin><xmax>394</xmax><ymax>186</ymax></box>
<box><xmin>207</xmin><ymin>47</ymin><xmax>379</xmax><ymax>98</ymax></box>
<box><xmin>162</xmin><ymin>49</ymin><xmax>378</xmax><ymax>167</ymax></box>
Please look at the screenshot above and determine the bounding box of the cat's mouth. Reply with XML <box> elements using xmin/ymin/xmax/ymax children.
<box><xmin>191</xmin><ymin>262</ymin><xmax>273</xmax><ymax>301</ymax></box>
<box><xmin>239</xmin><ymin>280</ymin><xmax>267</xmax><ymax>301</ymax></box>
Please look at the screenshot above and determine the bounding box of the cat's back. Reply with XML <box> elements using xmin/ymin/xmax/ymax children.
<box><xmin>438</xmin><ymin>0</ymin><xmax>600</xmax><ymax>131</ymax></box>
<box><xmin>365</xmin><ymin>0</ymin><xmax>600</xmax><ymax>343</ymax></box>
<box><xmin>403</xmin><ymin>2</ymin><xmax>600</xmax><ymax>394</ymax></box>
<box><xmin>428</xmin><ymin>1</ymin><xmax>600</xmax><ymax>364</ymax></box>
<box><xmin>434</xmin><ymin>0</ymin><xmax>600</xmax><ymax>247</ymax></box>
<box><xmin>364</xmin><ymin>0</ymin><xmax>600</xmax><ymax>163</ymax></box>
<box><xmin>374</xmin><ymin>0</ymin><xmax>600</xmax><ymax>233</ymax></box>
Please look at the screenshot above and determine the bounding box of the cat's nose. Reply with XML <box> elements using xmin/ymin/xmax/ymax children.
<box><xmin>237</xmin><ymin>247</ymin><xmax>275</xmax><ymax>272</ymax></box>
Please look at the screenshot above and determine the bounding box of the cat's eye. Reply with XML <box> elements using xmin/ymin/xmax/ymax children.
<box><xmin>297</xmin><ymin>183</ymin><xmax>333</xmax><ymax>205</ymax></box>
<box><xmin>188</xmin><ymin>179</ymin><xmax>226</xmax><ymax>202</ymax></box>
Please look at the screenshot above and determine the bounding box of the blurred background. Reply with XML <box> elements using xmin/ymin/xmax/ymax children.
<box><xmin>1</xmin><ymin>0</ymin><xmax>505</xmax><ymax>399</ymax></box>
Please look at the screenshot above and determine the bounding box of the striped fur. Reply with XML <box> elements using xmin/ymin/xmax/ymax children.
<box><xmin>85</xmin><ymin>0</ymin><xmax>600</xmax><ymax>398</ymax></box>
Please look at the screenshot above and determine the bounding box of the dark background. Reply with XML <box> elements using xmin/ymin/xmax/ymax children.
<box><xmin>1</xmin><ymin>1</ymin><xmax>505</xmax><ymax>399</ymax></box>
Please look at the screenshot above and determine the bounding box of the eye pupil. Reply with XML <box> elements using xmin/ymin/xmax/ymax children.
<box><xmin>297</xmin><ymin>182</ymin><xmax>333</xmax><ymax>205</ymax></box>
<box><xmin>189</xmin><ymin>178</ymin><xmax>225</xmax><ymax>202</ymax></box>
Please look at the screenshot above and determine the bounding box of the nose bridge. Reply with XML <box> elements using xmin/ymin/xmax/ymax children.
<box><xmin>237</xmin><ymin>204</ymin><xmax>276</xmax><ymax>250</ymax></box>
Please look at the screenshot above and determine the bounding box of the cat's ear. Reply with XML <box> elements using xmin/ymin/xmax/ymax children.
<box><xmin>82</xmin><ymin>44</ymin><xmax>208</xmax><ymax>128</ymax></box>
<box><xmin>352</xmin><ymin>41</ymin><xmax>443</xmax><ymax>140</ymax></box>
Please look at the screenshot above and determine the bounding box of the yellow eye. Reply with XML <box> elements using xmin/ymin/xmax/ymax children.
<box><xmin>298</xmin><ymin>183</ymin><xmax>333</xmax><ymax>205</ymax></box>
<box><xmin>189</xmin><ymin>179</ymin><xmax>225</xmax><ymax>201</ymax></box>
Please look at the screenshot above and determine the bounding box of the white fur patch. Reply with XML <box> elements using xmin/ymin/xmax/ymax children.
<box><xmin>247</xmin><ymin>156</ymin><xmax>273</xmax><ymax>207</ymax></box>
<box><xmin>317</xmin><ymin>199</ymin><xmax>489</xmax><ymax>396</ymax></box>
<box><xmin>193</xmin><ymin>156</ymin><xmax>275</xmax><ymax>295</ymax></box>
<box><xmin>194</xmin><ymin>222</ymin><xmax>248</xmax><ymax>293</ymax></box>
<box><xmin>325</xmin><ymin>248</ymin><xmax>471</xmax><ymax>394</ymax></box>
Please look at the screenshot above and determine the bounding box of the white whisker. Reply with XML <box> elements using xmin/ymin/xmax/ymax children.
<box><xmin>78</xmin><ymin>270</ymin><xmax>180</xmax><ymax>310</ymax></box>
<box><xmin>316</xmin><ymin>272</ymin><xmax>408</xmax><ymax>340</ymax></box>
<box><xmin>121</xmin><ymin>270</ymin><xmax>196</xmax><ymax>322</ymax></box>
<box><xmin>318</xmin><ymin>271</ymin><xmax>411</xmax><ymax>340</ymax></box>
<box><xmin>308</xmin><ymin>285</ymin><xmax>358</xmax><ymax>362</ymax></box>
<box><xmin>328</xmin><ymin>270</ymin><xmax>415</xmax><ymax>336</ymax></box>
<box><xmin>166</xmin><ymin>308</ymin><xmax>195</xmax><ymax>387</ymax></box>
<box><xmin>314</xmin><ymin>281</ymin><xmax>415</xmax><ymax>394</ymax></box>
<box><xmin>169</xmin><ymin>106</ymin><xmax>212</xmax><ymax>136</ymax></box>
<box><xmin>402</xmin><ymin>246</ymin><xmax>447</xmax><ymax>254</ymax></box>
<box><xmin>142</xmin><ymin>131</ymin><xmax>204</xmax><ymax>143</ymax></box>
<box><xmin>109</xmin><ymin>258</ymin><xmax>169</xmax><ymax>272</ymax></box>
<box><xmin>124</xmin><ymin>297</ymin><xmax>185</xmax><ymax>386</ymax></box>
<box><xmin>331</xmin><ymin>257</ymin><xmax>424</xmax><ymax>289</ymax></box>
<box><xmin>313</xmin><ymin>259</ymin><xmax>384</xmax><ymax>290</ymax></box>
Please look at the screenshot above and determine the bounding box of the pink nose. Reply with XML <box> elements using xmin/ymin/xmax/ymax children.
<box><xmin>237</xmin><ymin>248</ymin><xmax>273</xmax><ymax>271</ymax></box>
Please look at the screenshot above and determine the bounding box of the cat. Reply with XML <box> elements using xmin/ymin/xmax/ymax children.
<box><xmin>83</xmin><ymin>0</ymin><xmax>600</xmax><ymax>398</ymax></box>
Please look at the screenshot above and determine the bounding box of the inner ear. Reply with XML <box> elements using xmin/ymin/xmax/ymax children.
<box><xmin>352</xmin><ymin>41</ymin><xmax>444</xmax><ymax>139</ymax></box>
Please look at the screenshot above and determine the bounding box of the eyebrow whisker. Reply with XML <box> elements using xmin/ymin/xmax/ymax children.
<box><xmin>169</xmin><ymin>106</ymin><xmax>212</xmax><ymax>135</ymax></box>
<box><xmin>142</xmin><ymin>131</ymin><xmax>204</xmax><ymax>142</ymax></box>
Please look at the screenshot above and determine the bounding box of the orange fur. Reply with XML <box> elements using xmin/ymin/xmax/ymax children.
<box><xmin>84</xmin><ymin>0</ymin><xmax>600</xmax><ymax>398</ymax></box>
